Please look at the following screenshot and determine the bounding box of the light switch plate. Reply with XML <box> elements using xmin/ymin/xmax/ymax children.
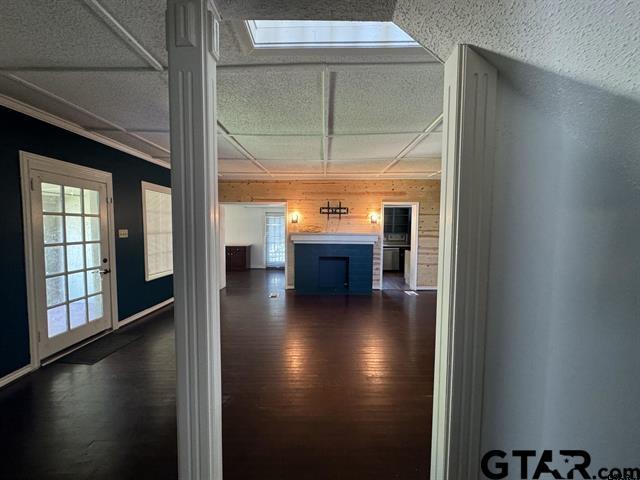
<box><xmin>118</xmin><ymin>229</ymin><xmax>129</xmax><ymax>239</ymax></box>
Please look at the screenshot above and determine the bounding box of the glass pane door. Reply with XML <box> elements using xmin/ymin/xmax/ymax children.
<box><xmin>34</xmin><ymin>173</ymin><xmax>112</xmax><ymax>358</ymax></box>
<box><xmin>265</xmin><ymin>213</ymin><xmax>285</xmax><ymax>269</ymax></box>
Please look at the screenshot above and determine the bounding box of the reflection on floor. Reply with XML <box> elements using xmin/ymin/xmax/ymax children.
<box><xmin>0</xmin><ymin>269</ymin><xmax>436</xmax><ymax>480</ymax></box>
<box><xmin>382</xmin><ymin>271</ymin><xmax>410</xmax><ymax>290</ymax></box>
<box><xmin>0</xmin><ymin>305</ymin><xmax>177</xmax><ymax>480</ymax></box>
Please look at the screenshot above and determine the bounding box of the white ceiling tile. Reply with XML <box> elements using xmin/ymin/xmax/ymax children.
<box><xmin>98</xmin><ymin>0</ymin><xmax>168</xmax><ymax>66</ymax></box>
<box><xmin>330</xmin><ymin>133</ymin><xmax>416</xmax><ymax>160</ymax></box>
<box><xmin>330</xmin><ymin>65</ymin><xmax>444</xmax><ymax>134</ymax></box>
<box><xmin>218</xmin><ymin>70</ymin><xmax>323</xmax><ymax>134</ymax></box>
<box><xmin>219</xmin><ymin>159</ymin><xmax>265</xmax><ymax>173</ymax></box>
<box><xmin>0</xmin><ymin>0</ymin><xmax>148</xmax><ymax>68</ymax></box>
<box><xmin>0</xmin><ymin>1</ymin><xmax>446</xmax><ymax>180</ymax></box>
<box><xmin>235</xmin><ymin>135</ymin><xmax>322</xmax><ymax>160</ymax></box>
<box><xmin>388</xmin><ymin>157</ymin><xmax>441</xmax><ymax>173</ymax></box>
<box><xmin>14</xmin><ymin>71</ymin><xmax>169</xmax><ymax>131</ymax></box>
<box><xmin>405</xmin><ymin>132</ymin><xmax>442</xmax><ymax>158</ymax></box>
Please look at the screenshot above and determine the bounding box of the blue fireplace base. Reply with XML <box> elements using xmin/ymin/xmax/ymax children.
<box><xmin>294</xmin><ymin>243</ymin><xmax>373</xmax><ymax>295</ymax></box>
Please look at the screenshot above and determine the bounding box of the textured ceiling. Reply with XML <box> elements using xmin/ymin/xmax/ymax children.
<box><xmin>330</xmin><ymin>66</ymin><xmax>443</xmax><ymax>134</ymax></box>
<box><xmin>217</xmin><ymin>70</ymin><xmax>324</xmax><ymax>135</ymax></box>
<box><xmin>0</xmin><ymin>0</ymin><xmax>444</xmax><ymax>179</ymax></box>
<box><xmin>15</xmin><ymin>71</ymin><xmax>170</xmax><ymax>131</ymax></box>
<box><xmin>393</xmin><ymin>0</ymin><xmax>640</xmax><ymax>103</ymax></box>
<box><xmin>215</xmin><ymin>1</ymin><xmax>397</xmax><ymax>21</ymax></box>
<box><xmin>0</xmin><ymin>0</ymin><xmax>146</xmax><ymax>68</ymax></box>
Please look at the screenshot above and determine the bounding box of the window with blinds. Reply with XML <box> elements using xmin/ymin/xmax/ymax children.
<box><xmin>142</xmin><ymin>181</ymin><xmax>173</xmax><ymax>281</ymax></box>
<box><xmin>264</xmin><ymin>212</ymin><xmax>285</xmax><ymax>269</ymax></box>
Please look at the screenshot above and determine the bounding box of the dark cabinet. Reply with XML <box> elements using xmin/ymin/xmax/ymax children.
<box><xmin>226</xmin><ymin>245</ymin><xmax>251</xmax><ymax>271</ymax></box>
<box><xmin>384</xmin><ymin>207</ymin><xmax>411</xmax><ymax>234</ymax></box>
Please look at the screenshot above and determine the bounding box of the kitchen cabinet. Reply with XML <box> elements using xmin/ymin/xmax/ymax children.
<box><xmin>384</xmin><ymin>207</ymin><xmax>411</xmax><ymax>234</ymax></box>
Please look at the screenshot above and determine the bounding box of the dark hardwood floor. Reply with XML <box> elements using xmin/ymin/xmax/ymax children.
<box><xmin>382</xmin><ymin>271</ymin><xmax>410</xmax><ymax>290</ymax></box>
<box><xmin>0</xmin><ymin>270</ymin><xmax>436</xmax><ymax>480</ymax></box>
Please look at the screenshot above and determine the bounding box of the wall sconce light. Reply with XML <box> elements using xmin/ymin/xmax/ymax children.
<box><xmin>370</xmin><ymin>212</ymin><xmax>379</xmax><ymax>224</ymax></box>
<box><xmin>291</xmin><ymin>213</ymin><xmax>299</xmax><ymax>224</ymax></box>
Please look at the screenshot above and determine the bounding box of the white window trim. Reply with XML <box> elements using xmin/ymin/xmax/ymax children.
<box><xmin>229</xmin><ymin>22</ymin><xmax>426</xmax><ymax>58</ymax></box>
<box><xmin>141</xmin><ymin>181</ymin><xmax>173</xmax><ymax>282</ymax></box>
<box><xmin>245</xmin><ymin>20</ymin><xmax>419</xmax><ymax>50</ymax></box>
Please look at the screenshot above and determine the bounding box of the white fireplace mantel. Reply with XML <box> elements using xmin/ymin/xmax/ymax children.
<box><xmin>290</xmin><ymin>233</ymin><xmax>379</xmax><ymax>245</ymax></box>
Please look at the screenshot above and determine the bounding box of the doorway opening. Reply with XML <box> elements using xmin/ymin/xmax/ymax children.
<box><xmin>219</xmin><ymin>202</ymin><xmax>288</xmax><ymax>292</ymax></box>
<box><xmin>381</xmin><ymin>202</ymin><xmax>419</xmax><ymax>291</ymax></box>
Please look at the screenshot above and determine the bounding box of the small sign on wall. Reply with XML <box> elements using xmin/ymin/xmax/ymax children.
<box><xmin>118</xmin><ymin>229</ymin><xmax>129</xmax><ymax>239</ymax></box>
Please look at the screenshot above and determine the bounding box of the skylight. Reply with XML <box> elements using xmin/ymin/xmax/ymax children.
<box><xmin>246</xmin><ymin>20</ymin><xmax>419</xmax><ymax>49</ymax></box>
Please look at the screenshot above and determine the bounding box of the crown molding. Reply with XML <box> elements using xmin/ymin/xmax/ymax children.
<box><xmin>0</xmin><ymin>94</ymin><xmax>170</xmax><ymax>169</ymax></box>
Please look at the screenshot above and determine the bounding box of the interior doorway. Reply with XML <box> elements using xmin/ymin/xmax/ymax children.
<box><xmin>219</xmin><ymin>202</ymin><xmax>288</xmax><ymax>291</ymax></box>
<box><xmin>380</xmin><ymin>202</ymin><xmax>419</xmax><ymax>291</ymax></box>
<box><xmin>20</xmin><ymin>152</ymin><xmax>118</xmax><ymax>362</ymax></box>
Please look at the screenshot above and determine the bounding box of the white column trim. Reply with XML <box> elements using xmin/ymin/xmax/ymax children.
<box><xmin>431</xmin><ymin>45</ymin><xmax>497</xmax><ymax>480</ymax></box>
<box><xmin>167</xmin><ymin>1</ymin><xmax>222</xmax><ymax>479</ymax></box>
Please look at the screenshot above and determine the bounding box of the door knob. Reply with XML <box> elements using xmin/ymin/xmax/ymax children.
<box><xmin>99</xmin><ymin>268</ymin><xmax>111</xmax><ymax>275</ymax></box>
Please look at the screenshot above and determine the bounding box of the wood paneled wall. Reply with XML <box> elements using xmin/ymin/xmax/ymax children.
<box><xmin>218</xmin><ymin>179</ymin><xmax>440</xmax><ymax>288</ymax></box>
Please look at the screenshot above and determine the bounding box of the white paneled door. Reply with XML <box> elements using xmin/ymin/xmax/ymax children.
<box><xmin>29</xmin><ymin>167</ymin><xmax>113</xmax><ymax>359</ymax></box>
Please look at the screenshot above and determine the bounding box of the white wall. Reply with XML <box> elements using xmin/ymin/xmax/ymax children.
<box><xmin>479</xmin><ymin>62</ymin><xmax>640</xmax><ymax>468</ymax></box>
<box><xmin>393</xmin><ymin>0</ymin><xmax>640</xmax><ymax>469</ymax></box>
<box><xmin>222</xmin><ymin>204</ymin><xmax>284</xmax><ymax>269</ymax></box>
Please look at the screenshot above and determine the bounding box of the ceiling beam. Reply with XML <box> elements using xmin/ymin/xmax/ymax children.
<box><xmin>217</xmin><ymin>122</ymin><xmax>273</xmax><ymax>176</ymax></box>
<box><xmin>82</xmin><ymin>0</ymin><xmax>165</xmax><ymax>72</ymax></box>
<box><xmin>0</xmin><ymin>61</ymin><xmax>438</xmax><ymax>74</ymax></box>
<box><xmin>379</xmin><ymin>114</ymin><xmax>443</xmax><ymax>175</ymax></box>
<box><xmin>0</xmin><ymin>67</ymin><xmax>160</xmax><ymax>73</ymax></box>
<box><xmin>1</xmin><ymin>72</ymin><xmax>170</xmax><ymax>155</ymax></box>
<box><xmin>321</xmin><ymin>66</ymin><xmax>330</xmax><ymax>176</ymax></box>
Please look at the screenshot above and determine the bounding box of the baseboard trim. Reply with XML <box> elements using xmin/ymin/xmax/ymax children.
<box><xmin>286</xmin><ymin>285</ymin><xmax>294</xmax><ymax>290</ymax></box>
<box><xmin>0</xmin><ymin>364</ymin><xmax>34</xmax><ymax>389</ymax></box>
<box><xmin>0</xmin><ymin>298</ymin><xmax>175</xmax><ymax>389</ymax></box>
<box><xmin>118</xmin><ymin>297</ymin><xmax>174</xmax><ymax>328</ymax></box>
<box><xmin>417</xmin><ymin>286</ymin><xmax>437</xmax><ymax>291</ymax></box>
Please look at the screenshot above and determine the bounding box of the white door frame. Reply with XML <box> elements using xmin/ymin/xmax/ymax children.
<box><xmin>380</xmin><ymin>201</ymin><xmax>419</xmax><ymax>290</ymax></box>
<box><xmin>219</xmin><ymin>201</ymin><xmax>289</xmax><ymax>282</ymax></box>
<box><xmin>430</xmin><ymin>45</ymin><xmax>497</xmax><ymax>479</ymax></box>
<box><xmin>166</xmin><ymin>2</ymin><xmax>497</xmax><ymax>473</ymax></box>
<box><xmin>19</xmin><ymin>151</ymin><xmax>119</xmax><ymax>367</ymax></box>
